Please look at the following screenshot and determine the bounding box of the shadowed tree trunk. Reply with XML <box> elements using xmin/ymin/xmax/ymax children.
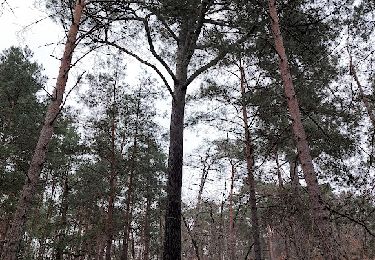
<box><xmin>268</xmin><ymin>0</ymin><xmax>337</xmax><ymax>259</ymax></box>
<box><xmin>0</xmin><ymin>1</ymin><xmax>85</xmax><ymax>259</ymax></box>
<box><xmin>239</xmin><ymin>65</ymin><xmax>262</xmax><ymax>260</ymax></box>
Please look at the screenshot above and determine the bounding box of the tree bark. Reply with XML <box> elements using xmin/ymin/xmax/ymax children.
<box><xmin>163</xmin><ymin>81</ymin><xmax>186</xmax><ymax>260</ymax></box>
<box><xmin>268</xmin><ymin>0</ymin><xmax>336</xmax><ymax>259</ymax></box>
<box><xmin>162</xmin><ymin>23</ymin><xmax>189</xmax><ymax>258</ymax></box>
<box><xmin>240</xmin><ymin>65</ymin><xmax>262</xmax><ymax>260</ymax></box>
<box><xmin>0</xmin><ymin>1</ymin><xmax>85</xmax><ymax>259</ymax></box>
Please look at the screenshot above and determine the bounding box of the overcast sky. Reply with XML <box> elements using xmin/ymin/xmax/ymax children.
<box><xmin>0</xmin><ymin>1</ymin><xmax>65</xmax><ymax>88</ymax></box>
<box><xmin>0</xmin><ymin>0</ymin><xmax>232</xmax><ymax>205</ymax></box>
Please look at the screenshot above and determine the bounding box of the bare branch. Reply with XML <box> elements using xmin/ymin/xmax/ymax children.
<box><xmin>184</xmin><ymin>27</ymin><xmax>256</xmax><ymax>88</ymax></box>
<box><xmin>144</xmin><ymin>17</ymin><xmax>177</xmax><ymax>83</ymax></box>
<box><xmin>96</xmin><ymin>39</ymin><xmax>175</xmax><ymax>100</ymax></box>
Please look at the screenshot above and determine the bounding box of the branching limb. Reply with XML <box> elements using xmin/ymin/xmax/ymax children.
<box><xmin>144</xmin><ymin>17</ymin><xmax>177</xmax><ymax>83</ymax></box>
<box><xmin>184</xmin><ymin>26</ymin><xmax>256</xmax><ymax>88</ymax></box>
<box><xmin>96</xmin><ymin>39</ymin><xmax>175</xmax><ymax>100</ymax></box>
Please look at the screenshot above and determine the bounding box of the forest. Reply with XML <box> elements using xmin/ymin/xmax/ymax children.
<box><xmin>1</xmin><ymin>0</ymin><xmax>375</xmax><ymax>259</ymax></box>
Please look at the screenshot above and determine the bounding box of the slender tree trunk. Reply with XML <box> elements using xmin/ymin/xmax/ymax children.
<box><xmin>240</xmin><ymin>65</ymin><xmax>262</xmax><ymax>260</ymax></box>
<box><xmin>219</xmin><ymin>198</ymin><xmax>225</xmax><ymax>260</ymax></box>
<box><xmin>121</xmin><ymin>97</ymin><xmax>141</xmax><ymax>260</ymax></box>
<box><xmin>268</xmin><ymin>1</ymin><xmax>336</xmax><ymax>259</ymax></box>
<box><xmin>228</xmin><ymin>160</ymin><xmax>236</xmax><ymax>260</ymax></box>
<box><xmin>289</xmin><ymin>157</ymin><xmax>300</xmax><ymax>191</ymax></box>
<box><xmin>55</xmin><ymin>175</ymin><xmax>70</xmax><ymax>260</ymax></box>
<box><xmin>105</xmin><ymin>84</ymin><xmax>118</xmax><ymax>260</ymax></box>
<box><xmin>0</xmin><ymin>3</ymin><xmax>84</xmax><ymax>259</ymax></box>
<box><xmin>142</xmin><ymin>176</ymin><xmax>151</xmax><ymax>260</ymax></box>
<box><xmin>349</xmin><ymin>59</ymin><xmax>375</xmax><ymax>127</ymax></box>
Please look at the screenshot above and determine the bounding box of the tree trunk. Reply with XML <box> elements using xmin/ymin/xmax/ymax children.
<box><xmin>0</xmin><ymin>2</ymin><xmax>85</xmax><ymax>259</ymax></box>
<box><xmin>228</xmin><ymin>160</ymin><xmax>236</xmax><ymax>260</ymax></box>
<box><xmin>268</xmin><ymin>0</ymin><xmax>336</xmax><ymax>259</ymax></box>
<box><xmin>349</xmin><ymin>59</ymin><xmax>375</xmax><ymax>128</ymax></box>
<box><xmin>163</xmin><ymin>46</ymin><xmax>188</xmax><ymax>260</ymax></box>
<box><xmin>142</xmin><ymin>176</ymin><xmax>151</xmax><ymax>260</ymax></box>
<box><xmin>121</xmin><ymin>96</ymin><xmax>141</xmax><ymax>260</ymax></box>
<box><xmin>105</xmin><ymin>84</ymin><xmax>118</xmax><ymax>260</ymax></box>
<box><xmin>55</xmin><ymin>175</ymin><xmax>70</xmax><ymax>260</ymax></box>
<box><xmin>289</xmin><ymin>157</ymin><xmax>300</xmax><ymax>191</ymax></box>
<box><xmin>240</xmin><ymin>65</ymin><xmax>262</xmax><ymax>260</ymax></box>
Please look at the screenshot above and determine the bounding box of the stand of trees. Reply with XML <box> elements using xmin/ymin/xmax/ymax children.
<box><xmin>1</xmin><ymin>0</ymin><xmax>375</xmax><ymax>259</ymax></box>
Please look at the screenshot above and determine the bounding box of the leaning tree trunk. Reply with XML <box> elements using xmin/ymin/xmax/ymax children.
<box><xmin>268</xmin><ymin>0</ymin><xmax>336</xmax><ymax>259</ymax></box>
<box><xmin>240</xmin><ymin>65</ymin><xmax>262</xmax><ymax>260</ymax></box>
<box><xmin>0</xmin><ymin>1</ymin><xmax>85</xmax><ymax>259</ymax></box>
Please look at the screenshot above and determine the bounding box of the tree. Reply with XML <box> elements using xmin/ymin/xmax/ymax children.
<box><xmin>0</xmin><ymin>46</ymin><xmax>46</xmax><ymax>253</ymax></box>
<box><xmin>268</xmin><ymin>0</ymin><xmax>337</xmax><ymax>258</ymax></box>
<box><xmin>80</xmin><ymin>1</ymin><xmax>258</xmax><ymax>258</ymax></box>
<box><xmin>1</xmin><ymin>1</ymin><xmax>86</xmax><ymax>259</ymax></box>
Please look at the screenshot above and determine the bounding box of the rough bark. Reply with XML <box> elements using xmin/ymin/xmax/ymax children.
<box><xmin>162</xmin><ymin>15</ymin><xmax>190</xmax><ymax>258</ymax></box>
<box><xmin>268</xmin><ymin>0</ymin><xmax>336</xmax><ymax>259</ymax></box>
<box><xmin>163</xmin><ymin>79</ymin><xmax>186</xmax><ymax>260</ymax></box>
<box><xmin>0</xmin><ymin>1</ymin><xmax>85</xmax><ymax>259</ymax></box>
<box><xmin>240</xmin><ymin>65</ymin><xmax>263</xmax><ymax>260</ymax></box>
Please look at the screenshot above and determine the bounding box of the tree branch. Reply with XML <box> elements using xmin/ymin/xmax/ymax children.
<box><xmin>184</xmin><ymin>27</ymin><xmax>256</xmax><ymax>88</ymax></box>
<box><xmin>96</xmin><ymin>39</ymin><xmax>175</xmax><ymax>100</ymax></box>
<box><xmin>144</xmin><ymin>17</ymin><xmax>177</xmax><ymax>83</ymax></box>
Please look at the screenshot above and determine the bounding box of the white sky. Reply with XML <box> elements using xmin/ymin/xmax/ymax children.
<box><xmin>0</xmin><ymin>1</ymin><xmax>64</xmax><ymax>89</ymax></box>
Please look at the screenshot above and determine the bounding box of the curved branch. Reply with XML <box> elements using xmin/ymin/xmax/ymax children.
<box><xmin>185</xmin><ymin>27</ymin><xmax>256</xmax><ymax>88</ymax></box>
<box><xmin>144</xmin><ymin>18</ymin><xmax>177</xmax><ymax>83</ymax></box>
<box><xmin>149</xmin><ymin>10</ymin><xmax>179</xmax><ymax>42</ymax></box>
<box><xmin>97</xmin><ymin>39</ymin><xmax>175</xmax><ymax>100</ymax></box>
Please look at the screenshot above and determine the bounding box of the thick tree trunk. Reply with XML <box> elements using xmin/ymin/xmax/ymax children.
<box><xmin>0</xmin><ymin>1</ymin><xmax>85</xmax><ymax>259</ymax></box>
<box><xmin>163</xmin><ymin>35</ymin><xmax>188</xmax><ymax>259</ymax></box>
<box><xmin>268</xmin><ymin>1</ymin><xmax>336</xmax><ymax>259</ymax></box>
<box><xmin>163</xmin><ymin>82</ymin><xmax>186</xmax><ymax>260</ymax></box>
<box><xmin>240</xmin><ymin>66</ymin><xmax>262</xmax><ymax>260</ymax></box>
